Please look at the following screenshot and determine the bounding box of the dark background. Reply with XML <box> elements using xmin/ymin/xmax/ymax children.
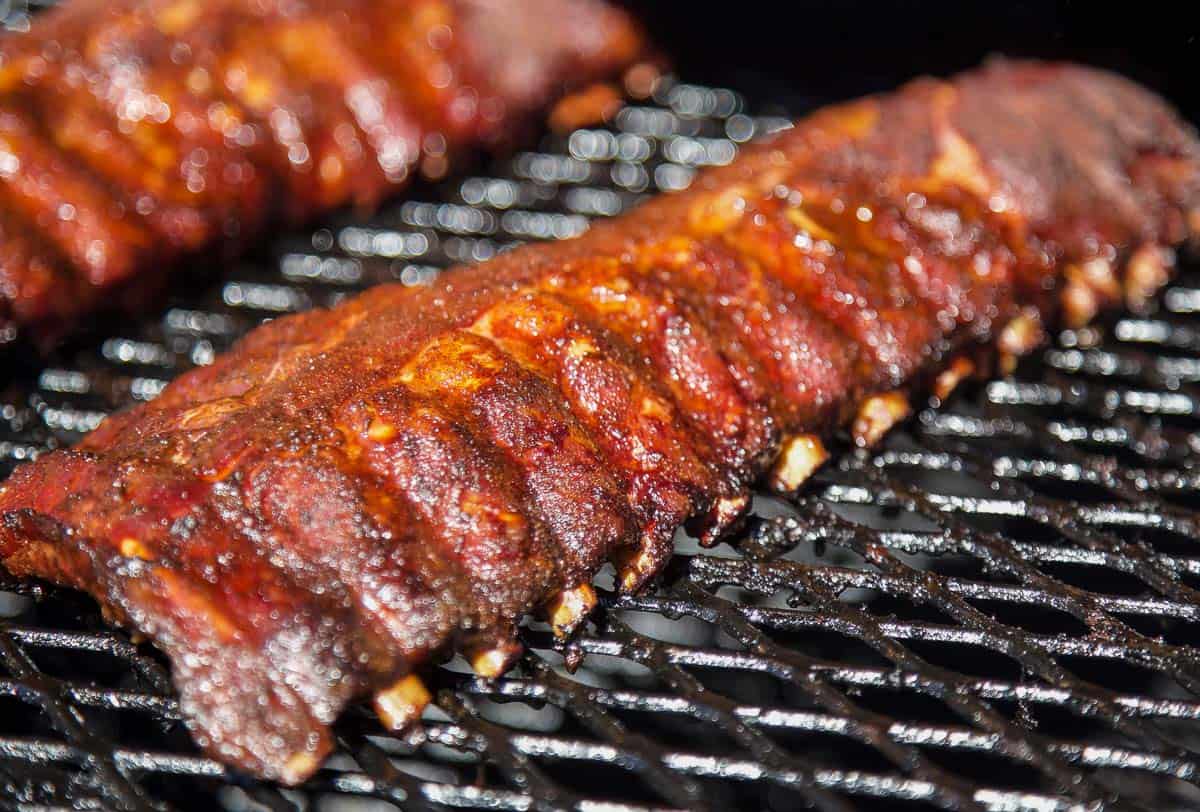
<box><xmin>627</xmin><ymin>1</ymin><xmax>1199</xmax><ymax>121</ymax></box>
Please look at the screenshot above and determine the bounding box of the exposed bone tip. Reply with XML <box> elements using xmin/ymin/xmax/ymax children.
<box><xmin>545</xmin><ymin>583</ymin><xmax>598</xmax><ymax>638</ymax></box>
<box><xmin>1061</xmin><ymin>258</ymin><xmax>1120</xmax><ymax>329</ymax></box>
<box><xmin>279</xmin><ymin>750</ymin><xmax>324</xmax><ymax>786</ymax></box>
<box><xmin>997</xmin><ymin>309</ymin><xmax>1045</xmax><ymax>375</ymax></box>
<box><xmin>1125</xmin><ymin>244</ymin><xmax>1174</xmax><ymax>312</ymax></box>
<box><xmin>374</xmin><ymin>674</ymin><xmax>431</xmax><ymax>732</ymax></box>
<box><xmin>694</xmin><ymin>491</ymin><xmax>751</xmax><ymax>546</ymax></box>
<box><xmin>616</xmin><ymin>539</ymin><xmax>663</xmax><ymax>593</ymax></box>
<box><xmin>1061</xmin><ymin>279</ymin><xmax>1099</xmax><ymax>329</ymax></box>
<box><xmin>852</xmin><ymin>392</ymin><xmax>911</xmax><ymax>448</ymax></box>
<box><xmin>1080</xmin><ymin>258</ymin><xmax>1122</xmax><ymax>299</ymax></box>
<box><xmin>468</xmin><ymin>639</ymin><xmax>523</xmax><ymax>679</ymax></box>
<box><xmin>769</xmin><ymin>434</ymin><xmax>829</xmax><ymax>493</ymax></box>
<box><xmin>933</xmin><ymin>357</ymin><xmax>977</xmax><ymax>403</ymax></box>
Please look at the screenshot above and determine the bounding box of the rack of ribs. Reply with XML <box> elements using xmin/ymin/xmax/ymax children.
<box><xmin>2</xmin><ymin>59</ymin><xmax>1198</xmax><ymax>783</ymax></box>
<box><xmin>0</xmin><ymin>0</ymin><xmax>646</xmax><ymax>342</ymax></box>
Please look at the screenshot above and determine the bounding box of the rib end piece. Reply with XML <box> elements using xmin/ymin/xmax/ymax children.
<box><xmin>690</xmin><ymin>491</ymin><xmax>752</xmax><ymax>548</ymax></box>
<box><xmin>544</xmin><ymin>583</ymin><xmax>598</xmax><ymax>637</ymax></box>
<box><xmin>997</xmin><ymin>309</ymin><xmax>1046</xmax><ymax>375</ymax></box>
<box><xmin>933</xmin><ymin>357</ymin><xmax>977</xmax><ymax>403</ymax></box>
<box><xmin>852</xmin><ymin>392</ymin><xmax>912</xmax><ymax>448</ymax></box>
<box><xmin>374</xmin><ymin>675</ymin><xmax>432</xmax><ymax>732</ymax></box>
<box><xmin>1125</xmin><ymin>245</ymin><xmax>1174</xmax><ymax>311</ymax></box>
<box><xmin>769</xmin><ymin>434</ymin><xmax>830</xmax><ymax>493</ymax></box>
<box><xmin>468</xmin><ymin>639</ymin><xmax>524</xmax><ymax>679</ymax></box>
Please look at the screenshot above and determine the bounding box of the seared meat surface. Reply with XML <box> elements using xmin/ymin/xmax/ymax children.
<box><xmin>0</xmin><ymin>0</ymin><xmax>646</xmax><ymax>342</ymax></box>
<box><xmin>2</xmin><ymin>61</ymin><xmax>1199</xmax><ymax>783</ymax></box>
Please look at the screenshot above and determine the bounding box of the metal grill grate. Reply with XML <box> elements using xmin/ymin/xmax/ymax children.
<box><xmin>3</xmin><ymin>26</ymin><xmax>1200</xmax><ymax>810</ymax></box>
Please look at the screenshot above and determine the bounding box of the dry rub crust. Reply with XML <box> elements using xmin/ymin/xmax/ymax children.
<box><xmin>2</xmin><ymin>60</ymin><xmax>1198</xmax><ymax>783</ymax></box>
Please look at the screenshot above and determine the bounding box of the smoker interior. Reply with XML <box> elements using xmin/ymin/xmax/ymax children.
<box><xmin>5</xmin><ymin>10</ymin><xmax>1200</xmax><ymax>812</ymax></box>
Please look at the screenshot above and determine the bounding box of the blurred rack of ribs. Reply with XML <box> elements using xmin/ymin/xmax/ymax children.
<box><xmin>0</xmin><ymin>0</ymin><xmax>646</xmax><ymax>343</ymax></box>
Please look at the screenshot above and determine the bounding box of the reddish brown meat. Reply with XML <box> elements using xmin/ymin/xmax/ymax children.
<box><xmin>0</xmin><ymin>0</ymin><xmax>647</xmax><ymax>342</ymax></box>
<box><xmin>2</xmin><ymin>61</ymin><xmax>1199</xmax><ymax>783</ymax></box>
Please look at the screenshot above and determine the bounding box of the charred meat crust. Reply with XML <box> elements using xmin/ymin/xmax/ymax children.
<box><xmin>3</xmin><ymin>60</ymin><xmax>1199</xmax><ymax>782</ymax></box>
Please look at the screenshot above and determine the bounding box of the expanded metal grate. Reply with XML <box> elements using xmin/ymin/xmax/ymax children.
<box><xmin>4</xmin><ymin>17</ymin><xmax>1200</xmax><ymax>809</ymax></box>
